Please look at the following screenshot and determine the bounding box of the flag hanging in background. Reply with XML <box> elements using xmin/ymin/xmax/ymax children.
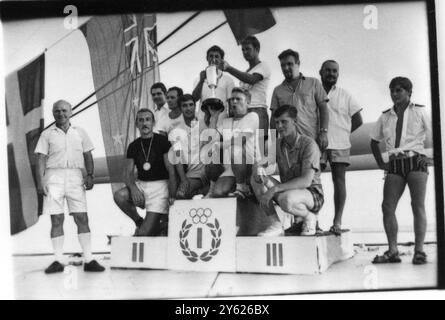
<box><xmin>6</xmin><ymin>54</ymin><xmax>45</xmax><ymax>235</ymax></box>
<box><xmin>223</xmin><ymin>8</ymin><xmax>276</xmax><ymax>44</ymax></box>
<box><xmin>81</xmin><ymin>14</ymin><xmax>160</xmax><ymax>192</ymax></box>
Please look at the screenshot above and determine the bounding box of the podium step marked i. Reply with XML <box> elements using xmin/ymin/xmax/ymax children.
<box><xmin>111</xmin><ymin>198</ymin><xmax>355</xmax><ymax>274</ymax></box>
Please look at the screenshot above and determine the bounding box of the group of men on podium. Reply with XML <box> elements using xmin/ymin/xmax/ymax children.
<box><xmin>34</xmin><ymin>35</ymin><xmax>431</xmax><ymax>274</ymax></box>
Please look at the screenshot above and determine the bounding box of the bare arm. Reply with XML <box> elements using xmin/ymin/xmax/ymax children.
<box><xmin>317</xmin><ymin>100</ymin><xmax>329</xmax><ymax>150</ymax></box>
<box><xmin>371</xmin><ymin>139</ymin><xmax>388</xmax><ymax>170</ymax></box>
<box><xmin>36</xmin><ymin>153</ymin><xmax>47</xmax><ymax>196</ymax></box>
<box><xmin>83</xmin><ymin>151</ymin><xmax>94</xmax><ymax>190</ymax></box>
<box><xmin>351</xmin><ymin>111</ymin><xmax>363</xmax><ymax>133</ymax></box>
<box><xmin>164</xmin><ymin>153</ymin><xmax>177</xmax><ymax>204</ymax></box>
<box><xmin>123</xmin><ymin>158</ymin><xmax>145</xmax><ymax>207</ymax></box>
<box><xmin>226</xmin><ymin>66</ymin><xmax>263</xmax><ymax>85</ymax></box>
<box><xmin>274</xmin><ymin>167</ymin><xmax>314</xmax><ymax>192</ymax></box>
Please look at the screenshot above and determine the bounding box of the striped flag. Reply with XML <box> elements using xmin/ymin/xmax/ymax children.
<box><xmin>224</xmin><ymin>8</ymin><xmax>276</xmax><ymax>44</ymax></box>
<box><xmin>81</xmin><ymin>14</ymin><xmax>160</xmax><ymax>191</ymax></box>
<box><xmin>6</xmin><ymin>54</ymin><xmax>45</xmax><ymax>235</ymax></box>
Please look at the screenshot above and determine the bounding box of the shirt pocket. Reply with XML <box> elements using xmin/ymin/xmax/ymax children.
<box><xmin>299</xmin><ymin>93</ymin><xmax>314</xmax><ymax>107</ymax></box>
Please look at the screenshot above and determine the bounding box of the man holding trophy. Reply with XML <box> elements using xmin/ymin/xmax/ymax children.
<box><xmin>192</xmin><ymin>45</ymin><xmax>235</xmax><ymax>126</ymax></box>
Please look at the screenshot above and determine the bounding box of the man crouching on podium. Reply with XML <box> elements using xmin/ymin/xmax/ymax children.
<box><xmin>113</xmin><ymin>108</ymin><xmax>177</xmax><ymax>236</ymax></box>
<box><xmin>251</xmin><ymin>105</ymin><xmax>324</xmax><ymax>236</ymax></box>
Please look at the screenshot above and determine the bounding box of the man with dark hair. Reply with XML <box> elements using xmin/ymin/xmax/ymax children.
<box><xmin>157</xmin><ymin>86</ymin><xmax>184</xmax><ymax>134</ymax></box>
<box><xmin>370</xmin><ymin>77</ymin><xmax>431</xmax><ymax>265</ymax></box>
<box><xmin>218</xmin><ymin>36</ymin><xmax>271</xmax><ymax>140</ymax></box>
<box><xmin>192</xmin><ymin>45</ymin><xmax>235</xmax><ymax>125</ymax></box>
<box><xmin>251</xmin><ymin>105</ymin><xmax>324</xmax><ymax>236</ymax></box>
<box><xmin>270</xmin><ymin>49</ymin><xmax>329</xmax><ymax>152</ymax></box>
<box><xmin>169</xmin><ymin>94</ymin><xmax>209</xmax><ymax>199</ymax></box>
<box><xmin>150</xmin><ymin>82</ymin><xmax>170</xmax><ymax>135</ymax></box>
<box><xmin>113</xmin><ymin>108</ymin><xmax>177</xmax><ymax>236</ymax></box>
<box><xmin>205</xmin><ymin>87</ymin><xmax>261</xmax><ymax>198</ymax></box>
<box><xmin>319</xmin><ymin>60</ymin><xmax>363</xmax><ymax>235</ymax></box>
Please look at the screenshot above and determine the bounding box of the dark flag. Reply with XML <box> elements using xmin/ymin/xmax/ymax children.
<box><xmin>81</xmin><ymin>14</ymin><xmax>160</xmax><ymax>191</ymax></box>
<box><xmin>224</xmin><ymin>8</ymin><xmax>276</xmax><ymax>44</ymax></box>
<box><xmin>6</xmin><ymin>54</ymin><xmax>45</xmax><ymax>235</ymax></box>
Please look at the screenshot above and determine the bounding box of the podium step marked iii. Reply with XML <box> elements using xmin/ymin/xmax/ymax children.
<box><xmin>111</xmin><ymin>198</ymin><xmax>354</xmax><ymax>274</ymax></box>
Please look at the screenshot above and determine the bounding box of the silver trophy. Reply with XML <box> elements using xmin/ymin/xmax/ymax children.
<box><xmin>201</xmin><ymin>65</ymin><xmax>225</xmax><ymax>113</ymax></box>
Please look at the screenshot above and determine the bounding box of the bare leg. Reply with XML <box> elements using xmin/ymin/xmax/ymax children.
<box><xmin>382</xmin><ymin>174</ymin><xmax>406</xmax><ymax>254</ymax></box>
<box><xmin>212</xmin><ymin>176</ymin><xmax>236</xmax><ymax>198</ymax></box>
<box><xmin>136</xmin><ymin>211</ymin><xmax>162</xmax><ymax>236</ymax></box>
<box><xmin>113</xmin><ymin>187</ymin><xmax>143</xmax><ymax>226</ymax></box>
<box><xmin>406</xmin><ymin>171</ymin><xmax>428</xmax><ymax>253</ymax></box>
<box><xmin>331</xmin><ymin>163</ymin><xmax>347</xmax><ymax>229</ymax></box>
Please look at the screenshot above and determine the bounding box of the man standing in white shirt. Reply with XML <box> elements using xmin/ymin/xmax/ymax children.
<box><xmin>35</xmin><ymin>100</ymin><xmax>105</xmax><ymax>274</ymax></box>
<box><xmin>192</xmin><ymin>45</ymin><xmax>235</xmax><ymax>126</ymax></box>
<box><xmin>218</xmin><ymin>36</ymin><xmax>271</xmax><ymax>142</ymax></box>
<box><xmin>370</xmin><ymin>77</ymin><xmax>431</xmax><ymax>265</ymax></box>
<box><xmin>150</xmin><ymin>82</ymin><xmax>170</xmax><ymax>135</ymax></box>
<box><xmin>319</xmin><ymin>60</ymin><xmax>363</xmax><ymax>235</ymax></box>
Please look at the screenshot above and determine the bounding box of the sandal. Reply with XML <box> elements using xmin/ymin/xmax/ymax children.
<box><xmin>412</xmin><ymin>251</ymin><xmax>427</xmax><ymax>265</ymax></box>
<box><xmin>329</xmin><ymin>225</ymin><xmax>342</xmax><ymax>236</ymax></box>
<box><xmin>372</xmin><ymin>250</ymin><xmax>401</xmax><ymax>264</ymax></box>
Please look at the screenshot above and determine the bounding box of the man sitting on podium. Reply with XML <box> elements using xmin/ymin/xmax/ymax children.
<box><xmin>113</xmin><ymin>108</ymin><xmax>177</xmax><ymax>236</ymax></box>
<box><xmin>205</xmin><ymin>87</ymin><xmax>261</xmax><ymax>199</ymax></box>
<box><xmin>251</xmin><ymin>105</ymin><xmax>324</xmax><ymax>236</ymax></box>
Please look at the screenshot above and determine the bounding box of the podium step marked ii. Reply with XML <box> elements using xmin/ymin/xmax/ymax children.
<box><xmin>111</xmin><ymin>198</ymin><xmax>354</xmax><ymax>274</ymax></box>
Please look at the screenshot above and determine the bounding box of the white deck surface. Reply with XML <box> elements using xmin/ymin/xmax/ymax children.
<box><xmin>13</xmin><ymin>244</ymin><xmax>438</xmax><ymax>299</ymax></box>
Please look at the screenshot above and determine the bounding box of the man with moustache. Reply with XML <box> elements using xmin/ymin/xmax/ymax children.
<box><xmin>169</xmin><ymin>94</ymin><xmax>209</xmax><ymax>199</ymax></box>
<box><xmin>35</xmin><ymin>100</ymin><xmax>105</xmax><ymax>273</ymax></box>
<box><xmin>319</xmin><ymin>60</ymin><xmax>363</xmax><ymax>235</ymax></box>
<box><xmin>251</xmin><ymin>105</ymin><xmax>324</xmax><ymax>236</ymax></box>
<box><xmin>218</xmin><ymin>36</ymin><xmax>271</xmax><ymax>141</ymax></box>
<box><xmin>113</xmin><ymin>108</ymin><xmax>177</xmax><ymax>236</ymax></box>
<box><xmin>192</xmin><ymin>45</ymin><xmax>235</xmax><ymax>125</ymax></box>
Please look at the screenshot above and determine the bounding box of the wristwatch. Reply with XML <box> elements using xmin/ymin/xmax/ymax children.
<box><xmin>320</xmin><ymin>128</ymin><xmax>328</xmax><ymax>133</ymax></box>
<box><xmin>87</xmin><ymin>173</ymin><xmax>94</xmax><ymax>178</ymax></box>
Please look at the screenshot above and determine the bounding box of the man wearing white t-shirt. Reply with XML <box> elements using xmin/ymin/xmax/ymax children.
<box><xmin>320</xmin><ymin>60</ymin><xmax>363</xmax><ymax>235</ymax></box>
<box><xmin>192</xmin><ymin>45</ymin><xmax>235</xmax><ymax>126</ymax></box>
<box><xmin>205</xmin><ymin>88</ymin><xmax>260</xmax><ymax>199</ymax></box>
<box><xmin>218</xmin><ymin>36</ymin><xmax>270</xmax><ymax>141</ymax></box>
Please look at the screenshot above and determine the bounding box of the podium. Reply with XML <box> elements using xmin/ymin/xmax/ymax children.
<box><xmin>111</xmin><ymin>198</ymin><xmax>354</xmax><ymax>275</ymax></box>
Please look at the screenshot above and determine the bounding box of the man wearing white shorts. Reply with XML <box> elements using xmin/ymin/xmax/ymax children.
<box><xmin>205</xmin><ymin>87</ymin><xmax>261</xmax><ymax>199</ymax></box>
<box><xmin>35</xmin><ymin>99</ymin><xmax>105</xmax><ymax>274</ymax></box>
<box><xmin>113</xmin><ymin>108</ymin><xmax>177</xmax><ymax>236</ymax></box>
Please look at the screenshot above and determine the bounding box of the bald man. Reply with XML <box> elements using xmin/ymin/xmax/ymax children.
<box><xmin>35</xmin><ymin>100</ymin><xmax>105</xmax><ymax>273</ymax></box>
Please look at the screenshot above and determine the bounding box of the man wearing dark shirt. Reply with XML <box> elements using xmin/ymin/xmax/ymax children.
<box><xmin>113</xmin><ymin>108</ymin><xmax>177</xmax><ymax>236</ymax></box>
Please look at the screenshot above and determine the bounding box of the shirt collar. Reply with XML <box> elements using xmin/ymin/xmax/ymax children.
<box><xmin>51</xmin><ymin>123</ymin><xmax>74</xmax><ymax>132</ymax></box>
<box><xmin>155</xmin><ymin>103</ymin><xmax>168</xmax><ymax>111</ymax></box>
<box><xmin>282</xmin><ymin>73</ymin><xmax>306</xmax><ymax>86</ymax></box>
<box><xmin>280</xmin><ymin>133</ymin><xmax>301</xmax><ymax>151</ymax></box>
<box><xmin>389</xmin><ymin>101</ymin><xmax>414</xmax><ymax>115</ymax></box>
